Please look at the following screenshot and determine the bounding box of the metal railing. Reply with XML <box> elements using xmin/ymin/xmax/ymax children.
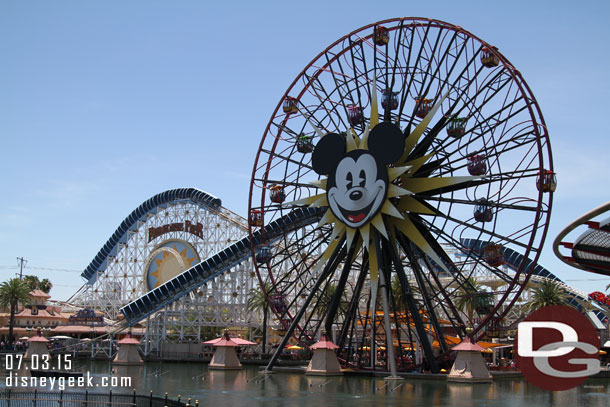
<box><xmin>0</xmin><ymin>389</ymin><xmax>193</xmax><ymax>407</ymax></box>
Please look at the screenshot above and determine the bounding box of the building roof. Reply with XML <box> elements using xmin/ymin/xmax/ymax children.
<box><xmin>310</xmin><ymin>335</ymin><xmax>339</xmax><ymax>350</ymax></box>
<box><xmin>14</xmin><ymin>309</ymin><xmax>67</xmax><ymax>320</ymax></box>
<box><xmin>118</xmin><ymin>337</ymin><xmax>141</xmax><ymax>345</ymax></box>
<box><xmin>203</xmin><ymin>332</ymin><xmax>256</xmax><ymax>347</ymax></box>
<box><xmin>29</xmin><ymin>289</ymin><xmax>51</xmax><ymax>299</ymax></box>
<box><xmin>28</xmin><ymin>335</ymin><xmax>50</xmax><ymax>343</ymax></box>
<box><xmin>452</xmin><ymin>339</ymin><xmax>485</xmax><ymax>352</ymax></box>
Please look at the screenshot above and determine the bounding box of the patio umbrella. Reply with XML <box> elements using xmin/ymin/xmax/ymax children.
<box><xmin>286</xmin><ymin>345</ymin><xmax>303</xmax><ymax>350</ymax></box>
<box><xmin>50</xmin><ymin>335</ymin><xmax>73</xmax><ymax>340</ymax></box>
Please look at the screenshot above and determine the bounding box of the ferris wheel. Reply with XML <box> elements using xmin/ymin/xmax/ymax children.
<box><xmin>248</xmin><ymin>17</ymin><xmax>554</xmax><ymax>373</ymax></box>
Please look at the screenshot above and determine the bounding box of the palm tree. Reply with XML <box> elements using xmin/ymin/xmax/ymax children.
<box><xmin>391</xmin><ymin>275</ymin><xmax>405</xmax><ymax>312</ymax></box>
<box><xmin>38</xmin><ymin>278</ymin><xmax>52</xmax><ymax>294</ymax></box>
<box><xmin>524</xmin><ymin>280</ymin><xmax>570</xmax><ymax>313</ymax></box>
<box><xmin>21</xmin><ymin>275</ymin><xmax>52</xmax><ymax>293</ymax></box>
<box><xmin>0</xmin><ymin>278</ymin><xmax>31</xmax><ymax>347</ymax></box>
<box><xmin>454</xmin><ymin>277</ymin><xmax>492</xmax><ymax>327</ymax></box>
<box><xmin>23</xmin><ymin>275</ymin><xmax>39</xmax><ymax>291</ymax></box>
<box><xmin>246</xmin><ymin>282</ymin><xmax>273</xmax><ymax>354</ymax></box>
<box><xmin>390</xmin><ymin>274</ymin><xmax>422</xmax><ymax>312</ymax></box>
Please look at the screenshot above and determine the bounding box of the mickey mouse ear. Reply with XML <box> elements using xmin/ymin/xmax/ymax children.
<box><xmin>368</xmin><ymin>122</ymin><xmax>404</xmax><ymax>165</ymax></box>
<box><xmin>312</xmin><ymin>133</ymin><xmax>346</xmax><ymax>175</ymax></box>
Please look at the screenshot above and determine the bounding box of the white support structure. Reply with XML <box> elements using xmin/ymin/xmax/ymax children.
<box><xmin>71</xmin><ymin>200</ymin><xmax>265</xmax><ymax>355</ymax></box>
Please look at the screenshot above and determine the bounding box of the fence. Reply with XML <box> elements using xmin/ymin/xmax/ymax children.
<box><xmin>0</xmin><ymin>389</ymin><xmax>195</xmax><ymax>407</ymax></box>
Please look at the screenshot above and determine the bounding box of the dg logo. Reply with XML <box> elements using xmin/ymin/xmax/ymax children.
<box><xmin>515</xmin><ymin>305</ymin><xmax>601</xmax><ymax>391</ymax></box>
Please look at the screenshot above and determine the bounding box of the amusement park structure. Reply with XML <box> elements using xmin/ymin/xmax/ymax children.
<box><xmin>554</xmin><ymin>201</ymin><xmax>610</xmax><ymax>276</ymax></box>
<box><xmin>69</xmin><ymin>189</ymin><xmax>262</xmax><ymax>354</ymax></box>
<box><xmin>248</xmin><ymin>17</ymin><xmax>553</xmax><ymax>374</ymax></box>
<box><xmin>68</xmin><ymin>17</ymin><xmax>583</xmax><ymax>372</ymax></box>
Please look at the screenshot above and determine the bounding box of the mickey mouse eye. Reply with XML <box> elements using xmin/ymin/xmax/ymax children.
<box><xmin>359</xmin><ymin>169</ymin><xmax>366</xmax><ymax>187</ymax></box>
<box><xmin>346</xmin><ymin>172</ymin><xmax>353</xmax><ymax>189</ymax></box>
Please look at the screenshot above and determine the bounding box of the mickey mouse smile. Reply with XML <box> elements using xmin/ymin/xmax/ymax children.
<box><xmin>328</xmin><ymin>186</ymin><xmax>385</xmax><ymax>227</ymax></box>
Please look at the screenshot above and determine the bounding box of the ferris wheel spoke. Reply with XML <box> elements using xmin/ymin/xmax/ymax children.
<box><xmin>416</xmin><ymin>28</ymin><xmax>459</xmax><ymax>104</ymax></box>
<box><xmin>322</xmin><ymin>52</ymin><xmax>361</xmax><ymax>115</ymax></box>
<box><xmin>415</xmin><ymin>253</ymin><xmax>470</xmax><ymax>338</ymax></box>
<box><xmin>421</xmin><ymin>194</ymin><xmax>541</xmax><ymax>212</ymax></box>
<box><xmin>413</xmin><ymin>178</ymin><xmax>487</xmax><ymax>197</ymax></box>
<box><xmin>409</xmin><ymin>22</ymin><xmax>438</xmax><ymax>99</ymax></box>
<box><xmin>394</xmin><ymin>24</ymin><xmax>418</xmax><ymax>122</ymax></box>
<box><xmin>300</xmin><ymin>73</ymin><xmax>350</xmax><ymax>131</ymax></box>
<box><xmin>258</xmin><ymin>149</ymin><xmax>314</xmax><ymax>172</ymax></box>
<box><xmin>383</xmin><ymin>231</ymin><xmax>439</xmax><ymax>373</ymax></box>
<box><xmin>395</xmin><ymin>23</ymin><xmax>432</xmax><ymax>131</ymax></box>
<box><xmin>383</xmin><ymin>21</ymin><xmax>406</xmax><ymax>111</ymax></box>
<box><xmin>346</xmin><ymin>37</ymin><xmax>370</xmax><ymax>123</ymax></box>
<box><xmin>265</xmin><ymin>237</ymin><xmax>347</xmax><ymax>371</ymax></box>
<box><xmin>422</xmin><ymin>208</ymin><xmax>534</xmax><ymax>252</ymax></box>
<box><xmin>324</xmin><ymin>240</ymin><xmax>360</xmax><ymax>336</ymax></box>
<box><xmin>337</xmin><ymin>256</ymin><xmax>369</xmax><ymax>351</ymax></box>
<box><xmin>396</xmin><ymin>239</ymin><xmax>449</xmax><ymax>352</ymax></box>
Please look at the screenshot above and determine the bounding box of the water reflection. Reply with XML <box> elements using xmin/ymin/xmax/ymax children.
<box><xmin>2</xmin><ymin>360</ymin><xmax>608</xmax><ymax>407</ymax></box>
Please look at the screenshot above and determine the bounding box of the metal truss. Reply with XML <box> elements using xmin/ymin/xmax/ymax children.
<box><xmin>71</xmin><ymin>200</ymin><xmax>264</xmax><ymax>353</ymax></box>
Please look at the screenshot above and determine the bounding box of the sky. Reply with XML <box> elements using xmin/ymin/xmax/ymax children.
<box><xmin>1</xmin><ymin>0</ymin><xmax>609</xmax><ymax>302</ymax></box>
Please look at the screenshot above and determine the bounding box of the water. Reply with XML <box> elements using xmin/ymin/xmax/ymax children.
<box><xmin>3</xmin><ymin>360</ymin><xmax>609</xmax><ymax>407</ymax></box>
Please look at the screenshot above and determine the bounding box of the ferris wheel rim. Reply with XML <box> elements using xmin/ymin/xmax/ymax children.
<box><xmin>248</xmin><ymin>17</ymin><xmax>554</xmax><ymax>363</ymax></box>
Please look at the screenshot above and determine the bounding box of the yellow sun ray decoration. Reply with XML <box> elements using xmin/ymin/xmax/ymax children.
<box><xmin>289</xmin><ymin>88</ymin><xmax>482</xmax><ymax>279</ymax></box>
<box><xmin>287</xmin><ymin>83</ymin><xmax>485</xmax><ymax>376</ymax></box>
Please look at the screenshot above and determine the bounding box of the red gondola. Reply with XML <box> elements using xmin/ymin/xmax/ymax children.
<box><xmin>483</xmin><ymin>243</ymin><xmax>504</xmax><ymax>267</ymax></box>
<box><xmin>415</xmin><ymin>97</ymin><xmax>433</xmax><ymax>118</ymax></box>
<box><xmin>283</xmin><ymin>96</ymin><xmax>299</xmax><ymax>114</ymax></box>
<box><xmin>270</xmin><ymin>184</ymin><xmax>286</xmax><ymax>204</ymax></box>
<box><xmin>381</xmin><ymin>89</ymin><xmax>399</xmax><ymax>110</ymax></box>
<box><xmin>467</xmin><ymin>154</ymin><xmax>487</xmax><ymax>176</ymax></box>
<box><xmin>446</xmin><ymin>117</ymin><xmax>467</xmax><ymax>138</ymax></box>
<box><xmin>249</xmin><ymin>210</ymin><xmax>263</xmax><ymax>227</ymax></box>
<box><xmin>256</xmin><ymin>246</ymin><xmax>272</xmax><ymax>263</ymax></box>
<box><xmin>473</xmin><ymin>199</ymin><xmax>493</xmax><ymax>223</ymax></box>
<box><xmin>374</xmin><ymin>26</ymin><xmax>389</xmax><ymax>46</ymax></box>
<box><xmin>272</xmin><ymin>295</ymin><xmax>288</xmax><ymax>314</ymax></box>
<box><xmin>347</xmin><ymin>105</ymin><xmax>364</xmax><ymax>126</ymax></box>
<box><xmin>481</xmin><ymin>46</ymin><xmax>499</xmax><ymax>68</ymax></box>
<box><xmin>536</xmin><ymin>170</ymin><xmax>557</xmax><ymax>193</ymax></box>
<box><xmin>296</xmin><ymin>133</ymin><xmax>314</xmax><ymax>153</ymax></box>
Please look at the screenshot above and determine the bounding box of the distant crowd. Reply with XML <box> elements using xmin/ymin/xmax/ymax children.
<box><xmin>0</xmin><ymin>340</ymin><xmax>27</xmax><ymax>351</ymax></box>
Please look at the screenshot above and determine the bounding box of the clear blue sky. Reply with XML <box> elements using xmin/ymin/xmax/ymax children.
<box><xmin>1</xmin><ymin>0</ymin><xmax>609</xmax><ymax>301</ymax></box>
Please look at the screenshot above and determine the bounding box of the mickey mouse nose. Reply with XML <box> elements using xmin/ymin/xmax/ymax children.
<box><xmin>349</xmin><ymin>190</ymin><xmax>363</xmax><ymax>201</ymax></box>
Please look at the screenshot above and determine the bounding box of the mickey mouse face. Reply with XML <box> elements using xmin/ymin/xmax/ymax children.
<box><xmin>328</xmin><ymin>151</ymin><xmax>386</xmax><ymax>227</ymax></box>
<box><xmin>312</xmin><ymin>122</ymin><xmax>405</xmax><ymax>229</ymax></box>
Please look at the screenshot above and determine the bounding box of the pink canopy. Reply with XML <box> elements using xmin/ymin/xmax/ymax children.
<box><xmin>118</xmin><ymin>337</ymin><xmax>141</xmax><ymax>345</ymax></box>
<box><xmin>310</xmin><ymin>335</ymin><xmax>339</xmax><ymax>350</ymax></box>
<box><xmin>452</xmin><ymin>339</ymin><xmax>485</xmax><ymax>352</ymax></box>
<box><xmin>27</xmin><ymin>335</ymin><xmax>49</xmax><ymax>343</ymax></box>
<box><xmin>203</xmin><ymin>333</ymin><xmax>256</xmax><ymax>347</ymax></box>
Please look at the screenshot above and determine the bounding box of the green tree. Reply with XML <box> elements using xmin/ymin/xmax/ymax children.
<box><xmin>454</xmin><ymin>277</ymin><xmax>492</xmax><ymax>327</ymax></box>
<box><xmin>391</xmin><ymin>275</ymin><xmax>405</xmax><ymax>312</ymax></box>
<box><xmin>390</xmin><ymin>274</ymin><xmax>421</xmax><ymax>312</ymax></box>
<box><xmin>0</xmin><ymin>278</ymin><xmax>31</xmax><ymax>346</ymax></box>
<box><xmin>21</xmin><ymin>275</ymin><xmax>52</xmax><ymax>294</ymax></box>
<box><xmin>38</xmin><ymin>279</ymin><xmax>53</xmax><ymax>294</ymax></box>
<box><xmin>23</xmin><ymin>275</ymin><xmax>39</xmax><ymax>291</ymax></box>
<box><xmin>246</xmin><ymin>282</ymin><xmax>273</xmax><ymax>354</ymax></box>
<box><xmin>524</xmin><ymin>280</ymin><xmax>570</xmax><ymax>313</ymax></box>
